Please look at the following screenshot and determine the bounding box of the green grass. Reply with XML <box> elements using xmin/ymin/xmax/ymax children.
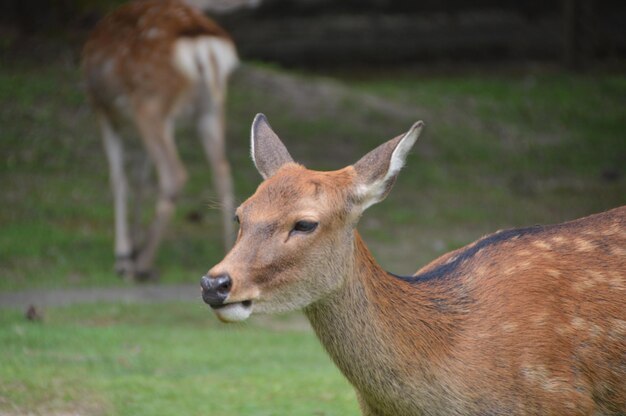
<box><xmin>1</xmin><ymin>62</ymin><xmax>625</xmax><ymax>286</ymax></box>
<box><xmin>1</xmin><ymin>56</ymin><xmax>626</xmax><ymax>415</ymax></box>
<box><xmin>0</xmin><ymin>302</ymin><xmax>358</xmax><ymax>415</ymax></box>
<box><xmin>349</xmin><ymin>72</ymin><xmax>626</xmax><ymax>178</ymax></box>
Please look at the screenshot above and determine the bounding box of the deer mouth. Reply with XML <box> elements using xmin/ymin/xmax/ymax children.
<box><xmin>211</xmin><ymin>300</ymin><xmax>253</xmax><ymax>322</ymax></box>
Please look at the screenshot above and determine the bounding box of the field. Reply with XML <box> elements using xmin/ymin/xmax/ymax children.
<box><xmin>0</xmin><ymin>303</ymin><xmax>356</xmax><ymax>415</ymax></box>
<box><xmin>1</xmin><ymin>55</ymin><xmax>625</xmax><ymax>414</ymax></box>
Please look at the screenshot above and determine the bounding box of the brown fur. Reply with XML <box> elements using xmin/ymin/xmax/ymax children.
<box><xmin>308</xmin><ymin>207</ymin><xmax>626</xmax><ymax>415</ymax></box>
<box><xmin>209</xmin><ymin>119</ymin><xmax>626</xmax><ymax>415</ymax></box>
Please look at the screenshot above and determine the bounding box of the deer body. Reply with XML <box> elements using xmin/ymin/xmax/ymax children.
<box><xmin>83</xmin><ymin>0</ymin><xmax>238</xmax><ymax>279</ymax></box>
<box><xmin>202</xmin><ymin>115</ymin><xmax>626</xmax><ymax>415</ymax></box>
<box><xmin>307</xmin><ymin>221</ymin><xmax>626</xmax><ymax>415</ymax></box>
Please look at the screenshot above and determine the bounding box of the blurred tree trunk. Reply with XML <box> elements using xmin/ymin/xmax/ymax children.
<box><xmin>562</xmin><ymin>0</ymin><xmax>595</xmax><ymax>69</ymax></box>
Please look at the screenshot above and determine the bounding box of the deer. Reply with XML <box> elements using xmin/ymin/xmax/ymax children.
<box><xmin>201</xmin><ymin>114</ymin><xmax>626</xmax><ymax>415</ymax></box>
<box><xmin>82</xmin><ymin>0</ymin><xmax>239</xmax><ymax>280</ymax></box>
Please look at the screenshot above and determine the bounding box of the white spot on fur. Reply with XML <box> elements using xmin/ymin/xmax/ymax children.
<box><xmin>589</xmin><ymin>323</ymin><xmax>604</xmax><ymax>339</ymax></box>
<box><xmin>532</xmin><ymin>311</ymin><xmax>549</xmax><ymax>327</ymax></box>
<box><xmin>608</xmin><ymin>272</ymin><xmax>624</xmax><ymax>290</ymax></box>
<box><xmin>573</xmin><ymin>238</ymin><xmax>594</xmax><ymax>252</ymax></box>
<box><xmin>521</xmin><ymin>365</ymin><xmax>568</xmax><ymax>393</ymax></box>
<box><xmin>571</xmin><ymin>316</ymin><xmax>587</xmax><ymax>330</ymax></box>
<box><xmin>503</xmin><ymin>265</ymin><xmax>517</xmax><ymax>276</ymax></box>
<box><xmin>612</xmin><ymin>319</ymin><xmax>626</xmax><ymax>334</ymax></box>
<box><xmin>611</xmin><ymin>246</ymin><xmax>626</xmax><ymax>256</ymax></box>
<box><xmin>172</xmin><ymin>37</ymin><xmax>238</xmax><ymax>88</ymax></box>
<box><xmin>589</xmin><ymin>270</ymin><xmax>607</xmax><ymax>285</ymax></box>
<box><xmin>573</xmin><ymin>277</ymin><xmax>595</xmax><ymax>292</ymax></box>
<box><xmin>501</xmin><ymin>322</ymin><xmax>517</xmax><ymax>333</ymax></box>
<box><xmin>546</xmin><ymin>269</ymin><xmax>561</xmax><ymax>279</ymax></box>
<box><xmin>144</xmin><ymin>28</ymin><xmax>163</xmax><ymax>39</ymax></box>
<box><xmin>532</xmin><ymin>240</ymin><xmax>552</xmax><ymax>251</ymax></box>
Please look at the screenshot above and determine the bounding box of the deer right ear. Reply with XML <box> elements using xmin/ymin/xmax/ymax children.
<box><xmin>250</xmin><ymin>114</ymin><xmax>294</xmax><ymax>179</ymax></box>
<box><xmin>352</xmin><ymin>120</ymin><xmax>424</xmax><ymax>212</ymax></box>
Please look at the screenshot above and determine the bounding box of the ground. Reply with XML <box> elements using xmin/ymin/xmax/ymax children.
<box><xmin>1</xmin><ymin>303</ymin><xmax>352</xmax><ymax>416</ymax></box>
<box><xmin>0</xmin><ymin>55</ymin><xmax>625</xmax><ymax>414</ymax></box>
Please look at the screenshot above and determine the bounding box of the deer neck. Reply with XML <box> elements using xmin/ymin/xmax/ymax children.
<box><xmin>304</xmin><ymin>231</ymin><xmax>464</xmax><ymax>410</ymax></box>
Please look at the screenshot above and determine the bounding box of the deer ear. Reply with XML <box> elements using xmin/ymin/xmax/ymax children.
<box><xmin>352</xmin><ymin>121</ymin><xmax>424</xmax><ymax>211</ymax></box>
<box><xmin>251</xmin><ymin>113</ymin><xmax>294</xmax><ymax>179</ymax></box>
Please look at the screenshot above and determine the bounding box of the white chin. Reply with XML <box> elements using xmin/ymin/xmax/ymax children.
<box><xmin>213</xmin><ymin>302</ymin><xmax>252</xmax><ymax>322</ymax></box>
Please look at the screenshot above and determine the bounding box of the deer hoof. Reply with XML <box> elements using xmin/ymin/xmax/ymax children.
<box><xmin>134</xmin><ymin>269</ymin><xmax>159</xmax><ymax>282</ymax></box>
<box><xmin>115</xmin><ymin>255</ymin><xmax>136</xmax><ymax>279</ymax></box>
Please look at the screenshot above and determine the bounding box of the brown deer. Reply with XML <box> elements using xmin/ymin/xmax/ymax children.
<box><xmin>83</xmin><ymin>0</ymin><xmax>238</xmax><ymax>280</ymax></box>
<box><xmin>201</xmin><ymin>114</ymin><xmax>626</xmax><ymax>415</ymax></box>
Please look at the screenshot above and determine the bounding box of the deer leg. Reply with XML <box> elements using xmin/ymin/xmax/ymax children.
<box><xmin>130</xmin><ymin>152</ymin><xmax>152</xmax><ymax>249</ymax></box>
<box><xmin>98</xmin><ymin>114</ymin><xmax>135</xmax><ymax>278</ymax></box>
<box><xmin>134</xmin><ymin>115</ymin><xmax>187</xmax><ymax>280</ymax></box>
<box><xmin>197</xmin><ymin>97</ymin><xmax>235</xmax><ymax>250</ymax></box>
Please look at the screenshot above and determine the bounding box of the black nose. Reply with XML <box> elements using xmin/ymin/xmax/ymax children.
<box><xmin>200</xmin><ymin>274</ymin><xmax>232</xmax><ymax>307</ymax></box>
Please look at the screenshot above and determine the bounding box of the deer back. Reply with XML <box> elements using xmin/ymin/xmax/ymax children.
<box><xmin>83</xmin><ymin>0</ymin><xmax>238</xmax><ymax>119</ymax></box>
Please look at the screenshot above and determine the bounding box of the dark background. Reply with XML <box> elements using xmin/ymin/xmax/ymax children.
<box><xmin>2</xmin><ymin>0</ymin><xmax>625</xmax><ymax>69</ymax></box>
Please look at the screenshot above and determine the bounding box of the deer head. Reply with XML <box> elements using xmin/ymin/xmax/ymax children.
<box><xmin>202</xmin><ymin>114</ymin><xmax>423</xmax><ymax>322</ymax></box>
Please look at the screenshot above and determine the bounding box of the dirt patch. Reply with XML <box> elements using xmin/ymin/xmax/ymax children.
<box><xmin>236</xmin><ymin>64</ymin><xmax>431</xmax><ymax>123</ymax></box>
<box><xmin>0</xmin><ymin>284</ymin><xmax>199</xmax><ymax>310</ymax></box>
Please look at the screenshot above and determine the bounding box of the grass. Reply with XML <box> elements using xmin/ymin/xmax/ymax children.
<box><xmin>1</xmin><ymin>61</ymin><xmax>624</xmax><ymax>287</ymax></box>
<box><xmin>1</xmin><ymin>55</ymin><xmax>625</xmax><ymax>414</ymax></box>
<box><xmin>0</xmin><ymin>302</ymin><xmax>358</xmax><ymax>415</ymax></box>
<box><xmin>349</xmin><ymin>72</ymin><xmax>626</xmax><ymax>178</ymax></box>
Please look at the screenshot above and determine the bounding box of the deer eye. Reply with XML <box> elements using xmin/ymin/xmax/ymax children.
<box><xmin>234</xmin><ymin>215</ymin><xmax>240</xmax><ymax>224</ymax></box>
<box><xmin>292</xmin><ymin>220</ymin><xmax>318</xmax><ymax>233</ymax></box>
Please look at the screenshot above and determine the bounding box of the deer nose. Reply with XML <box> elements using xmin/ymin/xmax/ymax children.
<box><xmin>200</xmin><ymin>274</ymin><xmax>232</xmax><ymax>307</ymax></box>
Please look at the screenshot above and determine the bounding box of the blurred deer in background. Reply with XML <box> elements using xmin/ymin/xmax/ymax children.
<box><xmin>201</xmin><ymin>114</ymin><xmax>626</xmax><ymax>415</ymax></box>
<box><xmin>83</xmin><ymin>0</ymin><xmax>239</xmax><ymax>280</ymax></box>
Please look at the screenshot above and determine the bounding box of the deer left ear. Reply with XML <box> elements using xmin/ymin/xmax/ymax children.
<box><xmin>251</xmin><ymin>113</ymin><xmax>294</xmax><ymax>180</ymax></box>
<box><xmin>352</xmin><ymin>121</ymin><xmax>424</xmax><ymax>211</ymax></box>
